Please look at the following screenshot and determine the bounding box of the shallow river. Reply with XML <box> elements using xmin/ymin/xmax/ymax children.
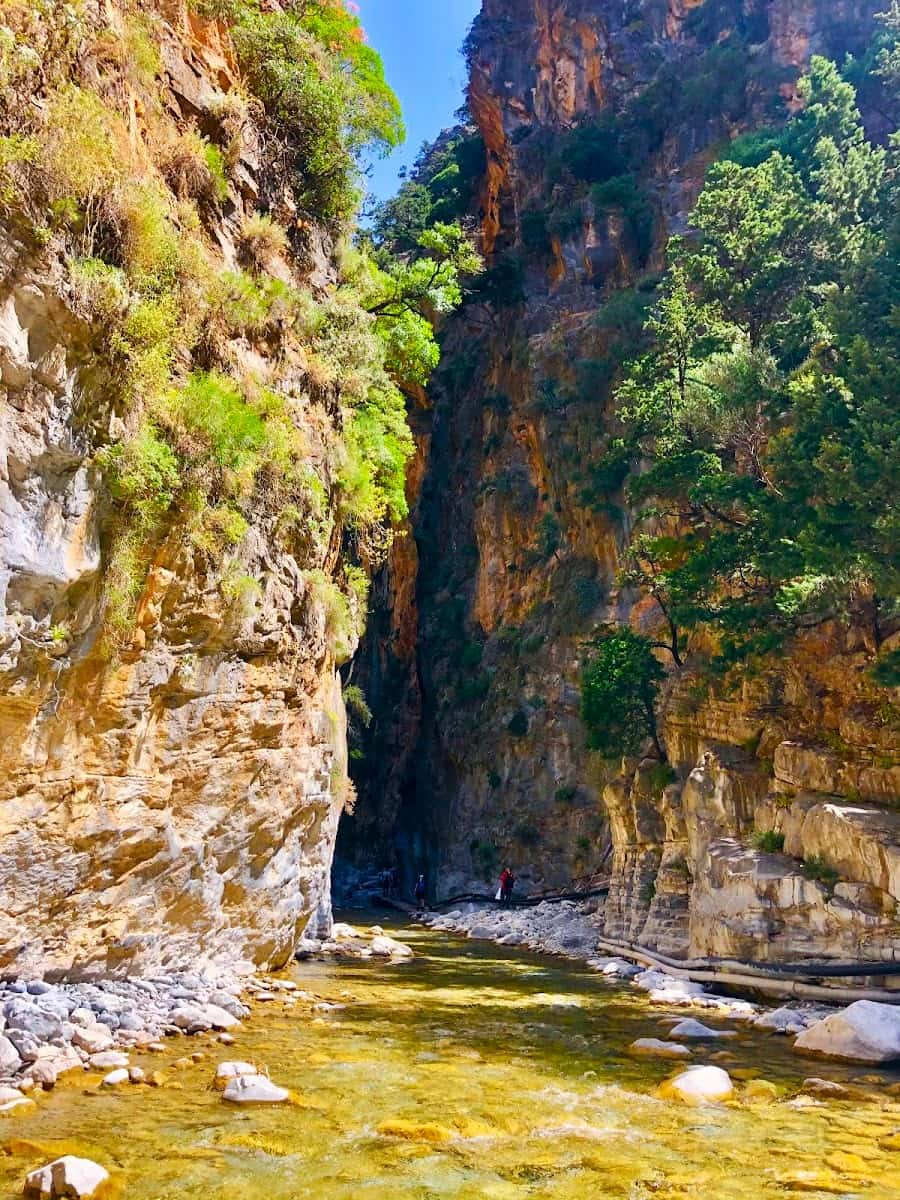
<box><xmin>2</xmin><ymin>921</ymin><xmax>899</xmax><ymax>1199</ymax></box>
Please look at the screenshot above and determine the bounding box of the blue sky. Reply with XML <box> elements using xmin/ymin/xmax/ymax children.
<box><xmin>355</xmin><ymin>0</ymin><xmax>482</xmax><ymax>204</ymax></box>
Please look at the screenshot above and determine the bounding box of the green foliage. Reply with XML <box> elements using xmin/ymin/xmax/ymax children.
<box><xmin>343</xmin><ymin>683</ymin><xmax>373</xmax><ymax>726</ymax></box>
<box><xmin>514</xmin><ymin>823</ymin><xmax>540</xmax><ymax>847</ymax></box>
<box><xmin>750</xmin><ymin>829</ymin><xmax>786</xmax><ymax>853</ymax></box>
<box><xmin>871</xmin><ymin>649</ymin><xmax>900</xmax><ymax>688</ymax></box>
<box><xmin>507</xmin><ymin>711</ymin><xmax>529</xmax><ymax>738</ymax></box>
<box><xmin>554</xmin><ymin>117</ymin><xmax>625</xmax><ymax>184</ymax></box>
<box><xmin>605</xmin><ymin>42</ymin><xmax>899</xmax><ymax>680</ymax></box>
<box><xmin>224</xmin><ymin>0</ymin><xmax>403</xmax><ymax>223</ymax></box>
<box><xmin>370</xmin><ymin>131</ymin><xmax>485</xmax><ymax>249</ymax></box>
<box><xmin>554</xmin><ymin>785</ymin><xmax>578</xmax><ymax>804</ymax></box>
<box><xmin>802</xmin><ymin>855</ymin><xmax>840</xmax><ymax>889</ymax></box>
<box><xmin>96</xmin><ymin>422</ymin><xmax>180</xmax><ymax>528</ymax></box>
<box><xmin>592</xmin><ymin>174</ymin><xmax>654</xmax><ymax>261</ymax></box>
<box><xmin>470</xmin><ymin>838</ymin><xmax>499</xmax><ymax>882</ymax></box>
<box><xmin>581</xmin><ymin>627</ymin><xmax>665</xmax><ymax>757</ymax></box>
<box><xmin>646</xmin><ymin>761</ymin><xmax>676</xmax><ymax>798</ymax></box>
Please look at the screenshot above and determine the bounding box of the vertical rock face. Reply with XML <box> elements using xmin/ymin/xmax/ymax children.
<box><xmin>349</xmin><ymin>0</ymin><xmax>899</xmax><ymax>962</ymax></box>
<box><xmin>0</xmin><ymin>2</ymin><xmax>357</xmax><ymax>977</ymax></box>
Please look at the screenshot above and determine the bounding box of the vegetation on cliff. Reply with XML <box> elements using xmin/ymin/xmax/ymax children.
<box><xmin>583</xmin><ymin>17</ymin><xmax>899</xmax><ymax>757</ymax></box>
<box><xmin>0</xmin><ymin>0</ymin><xmax>476</xmax><ymax>657</ymax></box>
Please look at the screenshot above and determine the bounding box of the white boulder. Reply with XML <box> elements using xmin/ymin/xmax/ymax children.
<box><xmin>370</xmin><ymin>936</ymin><xmax>413</xmax><ymax>958</ymax></box>
<box><xmin>100</xmin><ymin>1069</ymin><xmax>128</xmax><ymax>1087</ymax></box>
<box><xmin>170</xmin><ymin>1005</ymin><xmax>211</xmax><ymax>1033</ymax></box>
<box><xmin>204</xmin><ymin>1004</ymin><xmax>240</xmax><ymax>1031</ymax></box>
<box><xmin>88</xmin><ymin>1051</ymin><xmax>128</xmax><ymax>1070</ymax></box>
<box><xmin>222</xmin><ymin>1074</ymin><xmax>289</xmax><ymax>1104</ymax></box>
<box><xmin>23</xmin><ymin>1156</ymin><xmax>109</xmax><ymax>1199</ymax></box>
<box><xmin>71</xmin><ymin>1027</ymin><xmax>114</xmax><ymax>1055</ymax></box>
<box><xmin>331</xmin><ymin>923</ymin><xmax>361</xmax><ymax>941</ymax></box>
<box><xmin>214</xmin><ymin>1061</ymin><xmax>258</xmax><ymax>1090</ymax></box>
<box><xmin>657</xmin><ymin>1065</ymin><xmax>734</xmax><ymax>1105</ymax></box>
<box><xmin>793</xmin><ymin>1000</ymin><xmax>900</xmax><ymax>1063</ymax></box>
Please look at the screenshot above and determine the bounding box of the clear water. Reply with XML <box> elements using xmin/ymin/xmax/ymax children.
<box><xmin>2</xmin><ymin>921</ymin><xmax>899</xmax><ymax>1199</ymax></box>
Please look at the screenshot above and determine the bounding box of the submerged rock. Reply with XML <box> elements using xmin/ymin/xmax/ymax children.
<box><xmin>793</xmin><ymin>1000</ymin><xmax>900</xmax><ymax>1063</ymax></box>
<box><xmin>668</xmin><ymin>1018</ymin><xmax>737</xmax><ymax>1041</ymax></box>
<box><xmin>629</xmin><ymin>1038</ymin><xmax>691</xmax><ymax>1059</ymax></box>
<box><xmin>656</xmin><ymin>1065</ymin><xmax>734</xmax><ymax>1104</ymax></box>
<box><xmin>23</xmin><ymin>1156</ymin><xmax>109</xmax><ymax>1200</ymax></box>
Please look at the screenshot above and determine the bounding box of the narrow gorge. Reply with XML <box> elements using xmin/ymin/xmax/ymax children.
<box><xmin>0</xmin><ymin>0</ymin><xmax>899</xmax><ymax>1196</ymax></box>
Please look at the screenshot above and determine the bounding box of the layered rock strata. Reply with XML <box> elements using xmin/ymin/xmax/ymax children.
<box><xmin>0</xmin><ymin>2</ymin><xmax>355</xmax><ymax>977</ymax></box>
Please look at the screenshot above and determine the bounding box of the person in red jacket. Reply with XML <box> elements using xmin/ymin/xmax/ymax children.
<box><xmin>499</xmin><ymin>867</ymin><xmax>515</xmax><ymax>905</ymax></box>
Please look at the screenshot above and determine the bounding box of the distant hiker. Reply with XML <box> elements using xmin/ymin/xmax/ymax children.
<box><xmin>500</xmin><ymin>867</ymin><xmax>515</xmax><ymax>905</ymax></box>
<box><xmin>414</xmin><ymin>874</ymin><xmax>427</xmax><ymax>912</ymax></box>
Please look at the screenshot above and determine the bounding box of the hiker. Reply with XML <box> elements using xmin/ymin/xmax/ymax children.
<box><xmin>499</xmin><ymin>867</ymin><xmax>515</xmax><ymax>905</ymax></box>
<box><xmin>414</xmin><ymin>874</ymin><xmax>427</xmax><ymax>912</ymax></box>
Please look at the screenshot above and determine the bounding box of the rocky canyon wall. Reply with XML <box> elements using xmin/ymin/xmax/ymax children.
<box><xmin>0</xmin><ymin>0</ymin><xmax>362</xmax><ymax>978</ymax></box>
<box><xmin>347</xmin><ymin>0</ymin><xmax>900</xmax><ymax>965</ymax></box>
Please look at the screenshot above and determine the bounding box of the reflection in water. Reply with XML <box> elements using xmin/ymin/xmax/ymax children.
<box><xmin>2</xmin><ymin>921</ymin><xmax>899</xmax><ymax>1198</ymax></box>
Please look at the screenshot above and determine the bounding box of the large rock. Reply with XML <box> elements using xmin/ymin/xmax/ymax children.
<box><xmin>657</xmin><ymin>1065</ymin><xmax>734</xmax><ymax>1105</ymax></box>
<box><xmin>793</xmin><ymin>1001</ymin><xmax>900</xmax><ymax>1063</ymax></box>
<box><xmin>214</xmin><ymin>1061</ymin><xmax>258</xmax><ymax>1091</ymax></box>
<box><xmin>370</xmin><ymin>935</ymin><xmax>414</xmax><ymax>958</ymax></box>
<box><xmin>222</xmin><ymin>1074</ymin><xmax>289</xmax><ymax>1104</ymax></box>
<box><xmin>204</xmin><ymin>1004</ymin><xmax>240</xmax><ymax>1031</ymax></box>
<box><xmin>4</xmin><ymin>1005</ymin><xmax>63</xmax><ymax>1043</ymax></box>
<box><xmin>0</xmin><ymin>1033</ymin><xmax>22</xmax><ymax>1075</ymax></box>
<box><xmin>71</xmin><ymin>1027</ymin><xmax>114</xmax><ymax>1055</ymax></box>
<box><xmin>170</xmin><ymin>1005</ymin><xmax>211</xmax><ymax>1033</ymax></box>
<box><xmin>23</xmin><ymin>1156</ymin><xmax>109</xmax><ymax>1199</ymax></box>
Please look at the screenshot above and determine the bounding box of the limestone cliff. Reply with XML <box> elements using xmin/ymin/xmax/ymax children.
<box><xmin>346</xmin><ymin>0</ymin><xmax>900</xmax><ymax>965</ymax></box>
<box><xmin>0</xmin><ymin>1</ymin><xmax>366</xmax><ymax>977</ymax></box>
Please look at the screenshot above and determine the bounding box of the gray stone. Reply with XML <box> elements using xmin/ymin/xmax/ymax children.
<box><xmin>0</xmin><ymin>1033</ymin><xmax>22</xmax><ymax>1074</ymax></box>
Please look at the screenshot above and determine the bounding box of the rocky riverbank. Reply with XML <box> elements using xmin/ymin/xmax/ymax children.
<box><xmin>424</xmin><ymin>902</ymin><xmax>900</xmax><ymax>1061</ymax></box>
<box><xmin>0</xmin><ymin>923</ymin><xmax>413</xmax><ymax>1102</ymax></box>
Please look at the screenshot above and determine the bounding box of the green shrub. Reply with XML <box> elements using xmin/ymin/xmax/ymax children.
<box><xmin>802</xmin><ymin>855</ymin><xmax>840</xmax><ymax>889</ymax></box>
<box><xmin>507</xmin><ymin>711</ymin><xmax>529</xmax><ymax>738</ymax></box>
<box><xmin>470</xmin><ymin>839</ymin><xmax>500</xmax><ymax>882</ymax></box>
<box><xmin>166</xmin><ymin>370</ymin><xmax>267</xmax><ymax>478</ymax></box>
<box><xmin>238</xmin><ymin>213</ymin><xmax>289</xmax><ymax>271</ymax></box>
<box><xmin>96</xmin><ymin>422</ymin><xmax>180</xmax><ymax>527</ymax></box>
<box><xmin>515</xmin><ymin>823</ymin><xmax>540</xmax><ymax>847</ymax></box>
<box><xmin>751</xmin><ymin>829</ymin><xmax>785</xmax><ymax>853</ymax></box>
<box><xmin>555</xmin><ymin>784</ymin><xmax>578</xmax><ymax>803</ymax></box>
<box><xmin>459</xmin><ymin>673</ymin><xmax>491</xmax><ymax>703</ymax></box>
<box><xmin>488</xmin><ymin>771</ymin><xmax>501</xmax><ymax>789</ymax></box>
<box><xmin>459</xmin><ymin>642</ymin><xmax>484</xmax><ymax>670</ymax></box>
<box><xmin>343</xmin><ymin>684</ymin><xmax>373</xmax><ymax>726</ymax></box>
<box><xmin>591</xmin><ymin>174</ymin><xmax>654</xmax><ymax>260</ymax></box>
<box><xmin>646</xmin><ymin>761</ymin><xmax>676</xmax><ymax>798</ymax></box>
<box><xmin>581</xmin><ymin>626</ymin><xmax>665</xmax><ymax>757</ymax></box>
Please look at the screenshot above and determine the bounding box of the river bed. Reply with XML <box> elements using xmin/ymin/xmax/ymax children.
<box><xmin>2</xmin><ymin>921</ymin><xmax>899</xmax><ymax>1199</ymax></box>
